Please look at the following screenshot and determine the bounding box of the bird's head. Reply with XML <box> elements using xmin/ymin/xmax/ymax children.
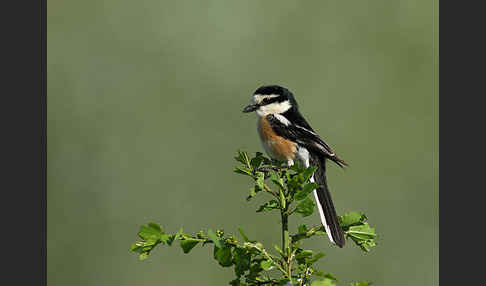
<box><xmin>243</xmin><ymin>85</ymin><xmax>298</xmax><ymax>117</ymax></box>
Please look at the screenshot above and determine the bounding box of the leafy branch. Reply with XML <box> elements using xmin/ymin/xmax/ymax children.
<box><xmin>130</xmin><ymin>151</ymin><xmax>377</xmax><ymax>286</ymax></box>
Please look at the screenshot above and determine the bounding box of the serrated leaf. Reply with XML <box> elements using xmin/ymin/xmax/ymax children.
<box><xmin>294</xmin><ymin>183</ymin><xmax>318</xmax><ymax>200</ymax></box>
<box><xmin>295</xmin><ymin>197</ymin><xmax>315</xmax><ymax>217</ymax></box>
<box><xmin>180</xmin><ymin>239</ymin><xmax>199</xmax><ymax>253</ymax></box>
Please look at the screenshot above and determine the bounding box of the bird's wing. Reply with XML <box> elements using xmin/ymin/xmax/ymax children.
<box><xmin>266</xmin><ymin>114</ymin><xmax>347</xmax><ymax>167</ymax></box>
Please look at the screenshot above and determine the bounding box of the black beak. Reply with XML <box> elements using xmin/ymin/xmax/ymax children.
<box><xmin>243</xmin><ymin>104</ymin><xmax>259</xmax><ymax>113</ymax></box>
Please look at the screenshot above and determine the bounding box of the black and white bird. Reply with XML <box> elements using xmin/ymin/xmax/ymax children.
<box><xmin>243</xmin><ymin>85</ymin><xmax>347</xmax><ymax>247</ymax></box>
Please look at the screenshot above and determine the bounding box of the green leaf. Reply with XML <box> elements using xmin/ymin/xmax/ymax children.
<box><xmin>233</xmin><ymin>247</ymin><xmax>251</xmax><ymax>276</ymax></box>
<box><xmin>273</xmin><ymin>245</ymin><xmax>285</xmax><ymax>257</ymax></box>
<box><xmin>129</xmin><ymin>242</ymin><xmax>144</xmax><ymax>253</ymax></box>
<box><xmin>250</xmin><ymin>154</ymin><xmax>265</xmax><ymax>169</ymax></box>
<box><xmin>294</xmin><ymin>183</ymin><xmax>318</xmax><ymax>200</ymax></box>
<box><xmin>246</xmin><ymin>187</ymin><xmax>257</xmax><ymax>201</ymax></box>
<box><xmin>234</xmin><ymin>166</ymin><xmax>252</xmax><ymax>176</ymax></box>
<box><xmin>312</xmin><ymin>278</ymin><xmax>337</xmax><ymax>286</ymax></box>
<box><xmin>346</xmin><ymin>223</ymin><xmax>377</xmax><ymax>252</ymax></box>
<box><xmin>235</xmin><ymin>150</ymin><xmax>250</xmax><ymax>167</ymax></box>
<box><xmin>295</xmin><ymin>197</ymin><xmax>315</xmax><ymax>217</ymax></box>
<box><xmin>295</xmin><ymin>249</ymin><xmax>314</xmax><ymax>260</ymax></box>
<box><xmin>180</xmin><ymin>239</ymin><xmax>199</xmax><ymax>253</ymax></box>
<box><xmin>290</xmin><ymin>160</ymin><xmax>304</xmax><ymax>172</ymax></box>
<box><xmin>138</xmin><ymin>223</ymin><xmax>163</xmax><ymax>240</ymax></box>
<box><xmin>255</xmin><ymin>172</ymin><xmax>265</xmax><ymax>189</ymax></box>
<box><xmin>339</xmin><ymin>212</ymin><xmax>367</xmax><ymax>228</ymax></box>
<box><xmin>347</xmin><ymin>223</ymin><xmax>376</xmax><ymax>240</ymax></box>
<box><xmin>160</xmin><ymin>233</ymin><xmax>174</xmax><ymax>245</ymax></box>
<box><xmin>256</xmin><ymin>200</ymin><xmax>279</xmax><ymax>212</ymax></box>
<box><xmin>279</xmin><ymin>189</ymin><xmax>286</xmax><ymax>209</ymax></box>
<box><xmin>207</xmin><ymin>229</ymin><xmax>222</xmax><ymax>248</ymax></box>
<box><xmin>238</xmin><ymin>227</ymin><xmax>249</xmax><ymax>242</ymax></box>
<box><xmin>148</xmin><ymin>222</ymin><xmax>162</xmax><ymax>232</ymax></box>
<box><xmin>357</xmin><ymin>239</ymin><xmax>376</xmax><ymax>252</ymax></box>
<box><xmin>301</xmin><ymin>166</ymin><xmax>318</xmax><ymax>183</ymax></box>
<box><xmin>270</xmin><ymin>172</ymin><xmax>285</xmax><ymax>190</ymax></box>
<box><xmin>214</xmin><ymin>244</ymin><xmax>233</xmax><ymax>267</ymax></box>
<box><xmin>298</xmin><ymin>224</ymin><xmax>308</xmax><ymax>233</ymax></box>
<box><xmin>308</xmin><ymin>252</ymin><xmax>326</xmax><ymax>264</ymax></box>
<box><xmin>173</xmin><ymin>228</ymin><xmax>183</xmax><ymax>241</ymax></box>
<box><xmin>260</xmin><ymin>259</ymin><xmax>273</xmax><ymax>270</ymax></box>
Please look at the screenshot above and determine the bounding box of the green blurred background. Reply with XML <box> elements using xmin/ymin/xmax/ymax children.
<box><xmin>48</xmin><ymin>0</ymin><xmax>438</xmax><ymax>285</ymax></box>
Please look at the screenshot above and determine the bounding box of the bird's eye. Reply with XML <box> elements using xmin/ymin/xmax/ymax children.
<box><xmin>262</xmin><ymin>98</ymin><xmax>270</xmax><ymax>104</ymax></box>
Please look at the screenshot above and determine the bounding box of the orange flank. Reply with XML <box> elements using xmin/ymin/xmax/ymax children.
<box><xmin>258</xmin><ymin>116</ymin><xmax>296</xmax><ymax>161</ymax></box>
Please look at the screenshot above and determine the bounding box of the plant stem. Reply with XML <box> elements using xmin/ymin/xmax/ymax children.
<box><xmin>281</xmin><ymin>205</ymin><xmax>291</xmax><ymax>280</ymax></box>
<box><xmin>281</xmin><ymin>212</ymin><xmax>289</xmax><ymax>254</ymax></box>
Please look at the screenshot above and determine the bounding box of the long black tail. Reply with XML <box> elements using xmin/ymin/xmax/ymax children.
<box><xmin>310</xmin><ymin>154</ymin><xmax>346</xmax><ymax>248</ymax></box>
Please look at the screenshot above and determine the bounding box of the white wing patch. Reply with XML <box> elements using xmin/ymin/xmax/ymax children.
<box><xmin>273</xmin><ymin>114</ymin><xmax>291</xmax><ymax>126</ymax></box>
<box><xmin>295</xmin><ymin>124</ymin><xmax>317</xmax><ymax>135</ymax></box>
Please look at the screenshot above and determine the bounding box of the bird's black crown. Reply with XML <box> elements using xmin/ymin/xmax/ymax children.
<box><xmin>253</xmin><ymin>85</ymin><xmax>298</xmax><ymax>108</ymax></box>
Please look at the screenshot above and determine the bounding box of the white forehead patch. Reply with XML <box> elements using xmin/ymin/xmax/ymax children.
<box><xmin>252</xmin><ymin>94</ymin><xmax>279</xmax><ymax>104</ymax></box>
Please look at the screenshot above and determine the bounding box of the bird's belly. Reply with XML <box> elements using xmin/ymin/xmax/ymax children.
<box><xmin>257</xmin><ymin>117</ymin><xmax>297</xmax><ymax>161</ymax></box>
<box><xmin>261</xmin><ymin>139</ymin><xmax>297</xmax><ymax>161</ymax></box>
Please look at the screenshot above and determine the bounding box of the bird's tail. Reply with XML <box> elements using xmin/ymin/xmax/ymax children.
<box><xmin>310</xmin><ymin>155</ymin><xmax>346</xmax><ymax>248</ymax></box>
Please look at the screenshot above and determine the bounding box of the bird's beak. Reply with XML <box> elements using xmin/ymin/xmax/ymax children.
<box><xmin>243</xmin><ymin>104</ymin><xmax>259</xmax><ymax>113</ymax></box>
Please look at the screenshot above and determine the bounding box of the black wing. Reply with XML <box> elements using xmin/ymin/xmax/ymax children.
<box><xmin>266</xmin><ymin>114</ymin><xmax>348</xmax><ymax>167</ymax></box>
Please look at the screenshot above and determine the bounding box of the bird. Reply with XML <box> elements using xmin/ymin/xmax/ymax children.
<box><xmin>242</xmin><ymin>85</ymin><xmax>347</xmax><ymax>247</ymax></box>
